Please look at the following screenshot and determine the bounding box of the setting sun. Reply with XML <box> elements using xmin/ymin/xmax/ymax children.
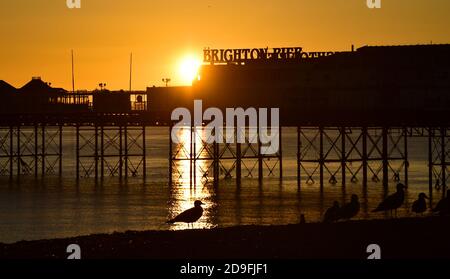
<box><xmin>178</xmin><ymin>55</ymin><xmax>201</xmax><ymax>85</ymax></box>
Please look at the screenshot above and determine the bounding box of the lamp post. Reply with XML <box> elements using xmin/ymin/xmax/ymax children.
<box><xmin>98</xmin><ymin>83</ymin><xmax>107</xmax><ymax>91</ymax></box>
<box><xmin>162</xmin><ymin>78</ymin><xmax>171</xmax><ymax>87</ymax></box>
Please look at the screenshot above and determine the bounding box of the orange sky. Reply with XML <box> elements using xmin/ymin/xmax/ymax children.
<box><xmin>0</xmin><ymin>0</ymin><xmax>449</xmax><ymax>90</ymax></box>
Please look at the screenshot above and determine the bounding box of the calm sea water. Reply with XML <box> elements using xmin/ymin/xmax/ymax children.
<box><xmin>0</xmin><ymin>127</ymin><xmax>442</xmax><ymax>243</ymax></box>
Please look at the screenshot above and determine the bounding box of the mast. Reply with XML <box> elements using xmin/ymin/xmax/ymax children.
<box><xmin>71</xmin><ymin>49</ymin><xmax>75</xmax><ymax>93</ymax></box>
<box><xmin>129</xmin><ymin>52</ymin><xmax>133</xmax><ymax>92</ymax></box>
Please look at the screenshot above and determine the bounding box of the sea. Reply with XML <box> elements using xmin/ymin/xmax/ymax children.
<box><xmin>0</xmin><ymin>127</ymin><xmax>443</xmax><ymax>243</ymax></box>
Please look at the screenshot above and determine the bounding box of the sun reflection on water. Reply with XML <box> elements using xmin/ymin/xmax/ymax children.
<box><xmin>168</xmin><ymin>127</ymin><xmax>216</xmax><ymax>230</ymax></box>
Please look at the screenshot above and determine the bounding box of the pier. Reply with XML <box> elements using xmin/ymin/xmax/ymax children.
<box><xmin>0</xmin><ymin>44</ymin><xmax>449</xmax><ymax>202</ymax></box>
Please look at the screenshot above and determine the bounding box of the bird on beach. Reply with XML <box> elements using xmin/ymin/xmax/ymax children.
<box><xmin>323</xmin><ymin>201</ymin><xmax>340</xmax><ymax>223</ymax></box>
<box><xmin>167</xmin><ymin>200</ymin><xmax>204</xmax><ymax>228</ymax></box>
<box><xmin>339</xmin><ymin>194</ymin><xmax>360</xmax><ymax>220</ymax></box>
<box><xmin>433</xmin><ymin>190</ymin><xmax>450</xmax><ymax>216</ymax></box>
<box><xmin>372</xmin><ymin>183</ymin><xmax>406</xmax><ymax>217</ymax></box>
<box><xmin>412</xmin><ymin>193</ymin><xmax>429</xmax><ymax>215</ymax></box>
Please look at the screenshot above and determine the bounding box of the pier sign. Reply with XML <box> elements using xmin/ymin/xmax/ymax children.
<box><xmin>203</xmin><ymin>47</ymin><xmax>335</xmax><ymax>64</ymax></box>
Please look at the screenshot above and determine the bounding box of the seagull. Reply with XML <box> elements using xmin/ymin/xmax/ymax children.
<box><xmin>433</xmin><ymin>190</ymin><xmax>450</xmax><ymax>216</ymax></box>
<box><xmin>372</xmin><ymin>183</ymin><xmax>406</xmax><ymax>217</ymax></box>
<box><xmin>323</xmin><ymin>201</ymin><xmax>340</xmax><ymax>223</ymax></box>
<box><xmin>412</xmin><ymin>193</ymin><xmax>429</xmax><ymax>215</ymax></box>
<box><xmin>339</xmin><ymin>194</ymin><xmax>360</xmax><ymax>220</ymax></box>
<box><xmin>167</xmin><ymin>200</ymin><xmax>204</xmax><ymax>228</ymax></box>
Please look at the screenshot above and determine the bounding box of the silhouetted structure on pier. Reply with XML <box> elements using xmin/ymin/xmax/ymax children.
<box><xmin>2</xmin><ymin>44</ymin><xmax>449</xmax><ymax>125</ymax></box>
<box><xmin>149</xmin><ymin>44</ymin><xmax>450</xmax><ymax>126</ymax></box>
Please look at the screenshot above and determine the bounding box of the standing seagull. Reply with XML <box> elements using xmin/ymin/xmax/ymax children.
<box><xmin>412</xmin><ymin>193</ymin><xmax>429</xmax><ymax>215</ymax></box>
<box><xmin>433</xmin><ymin>190</ymin><xmax>450</xmax><ymax>216</ymax></box>
<box><xmin>167</xmin><ymin>200</ymin><xmax>204</xmax><ymax>227</ymax></box>
<box><xmin>372</xmin><ymin>183</ymin><xmax>406</xmax><ymax>217</ymax></box>
<box><xmin>323</xmin><ymin>201</ymin><xmax>341</xmax><ymax>223</ymax></box>
<box><xmin>339</xmin><ymin>194</ymin><xmax>360</xmax><ymax>220</ymax></box>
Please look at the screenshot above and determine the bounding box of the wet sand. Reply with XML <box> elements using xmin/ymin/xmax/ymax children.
<box><xmin>1</xmin><ymin>216</ymin><xmax>450</xmax><ymax>259</ymax></box>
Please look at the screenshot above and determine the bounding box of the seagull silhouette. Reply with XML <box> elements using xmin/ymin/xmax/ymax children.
<box><xmin>372</xmin><ymin>183</ymin><xmax>406</xmax><ymax>217</ymax></box>
<box><xmin>167</xmin><ymin>200</ymin><xmax>204</xmax><ymax>228</ymax></box>
<box><xmin>323</xmin><ymin>201</ymin><xmax>340</xmax><ymax>223</ymax></box>
<box><xmin>433</xmin><ymin>190</ymin><xmax>450</xmax><ymax>216</ymax></box>
<box><xmin>412</xmin><ymin>193</ymin><xmax>429</xmax><ymax>215</ymax></box>
<box><xmin>339</xmin><ymin>194</ymin><xmax>360</xmax><ymax>220</ymax></box>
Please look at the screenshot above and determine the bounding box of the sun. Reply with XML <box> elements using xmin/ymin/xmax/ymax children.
<box><xmin>178</xmin><ymin>55</ymin><xmax>201</xmax><ymax>85</ymax></box>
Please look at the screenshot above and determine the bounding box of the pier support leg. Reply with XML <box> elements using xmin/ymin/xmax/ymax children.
<box><xmin>142</xmin><ymin>126</ymin><xmax>146</xmax><ymax>180</ymax></box>
<box><xmin>297</xmin><ymin>127</ymin><xmax>301</xmax><ymax>190</ymax></box>
<box><xmin>76</xmin><ymin>125</ymin><xmax>80</xmax><ymax>179</ymax></box>
<box><xmin>9</xmin><ymin>126</ymin><xmax>13</xmax><ymax>179</ymax></box>
<box><xmin>41</xmin><ymin>125</ymin><xmax>46</xmax><ymax>176</ymax></box>
<box><xmin>428</xmin><ymin>128</ymin><xmax>433</xmax><ymax>207</ymax></box>
<box><xmin>258</xmin><ymin>126</ymin><xmax>263</xmax><ymax>184</ymax></box>
<box><xmin>59</xmin><ymin>125</ymin><xmax>63</xmax><ymax>176</ymax></box>
<box><xmin>100</xmin><ymin>126</ymin><xmax>104</xmax><ymax>179</ymax></box>
<box><xmin>441</xmin><ymin>127</ymin><xmax>447</xmax><ymax>198</ymax></box>
<box><xmin>319</xmin><ymin>127</ymin><xmax>324</xmax><ymax>190</ymax></box>
<box><xmin>169</xmin><ymin>126</ymin><xmax>173</xmax><ymax>186</ymax></box>
<box><xmin>362</xmin><ymin>127</ymin><xmax>368</xmax><ymax>188</ymax></box>
<box><xmin>119</xmin><ymin>126</ymin><xmax>123</xmax><ymax>179</ymax></box>
<box><xmin>193</xmin><ymin>127</ymin><xmax>196</xmax><ymax>187</ymax></box>
<box><xmin>404</xmin><ymin>128</ymin><xmax>409</xmax><ymax>188</ymax></box>
<box><xmin>190</xmin><ymin>126</ymin><xmax>193</xmax><ymax>188</ymax></box>
<box><xmin>258</xmin><ymin>144</ymin><xmax>263</xmax><ymax>183</ymax></box>
<box><xmin>382</xmin><ymin>127</ymin><xmax>389</xmax><ymax>189</ymax></box>
<box><xmin>34</xmin><ymin>125</ymin><xmax>38</xmax><ymax>177</ymax></box>
<box><xmin>94</xmin><ymin>125</ymin><xmax>99</xmax><ymax>180</ymax></box>
<box><xmin>16</xmin><ymin>126</ymin><xmax>20</xmax><ymax>177</ymax></box>
<box><xmin>341</xmin><ymin>127</ymin><xmax>346</xmax><ymax>187</ymax></box>
<box><xmin>279</xmin><ymin>127</ymin><xmax>283</xmax><ymax>180</ymax></box>
<box><xmin>124</xmin><ymin>126</ymin><xmax>128</xmax><ymax>179</ymax></box>
<box><xmin>237</xmin><ymin>141</ymin><xmax>241</xmax><ymax>187</ymax></box>
<box><xmin>214</xmin><ymin>142</ymin><xmax>219</xmax><ymax>186</ymax></box>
